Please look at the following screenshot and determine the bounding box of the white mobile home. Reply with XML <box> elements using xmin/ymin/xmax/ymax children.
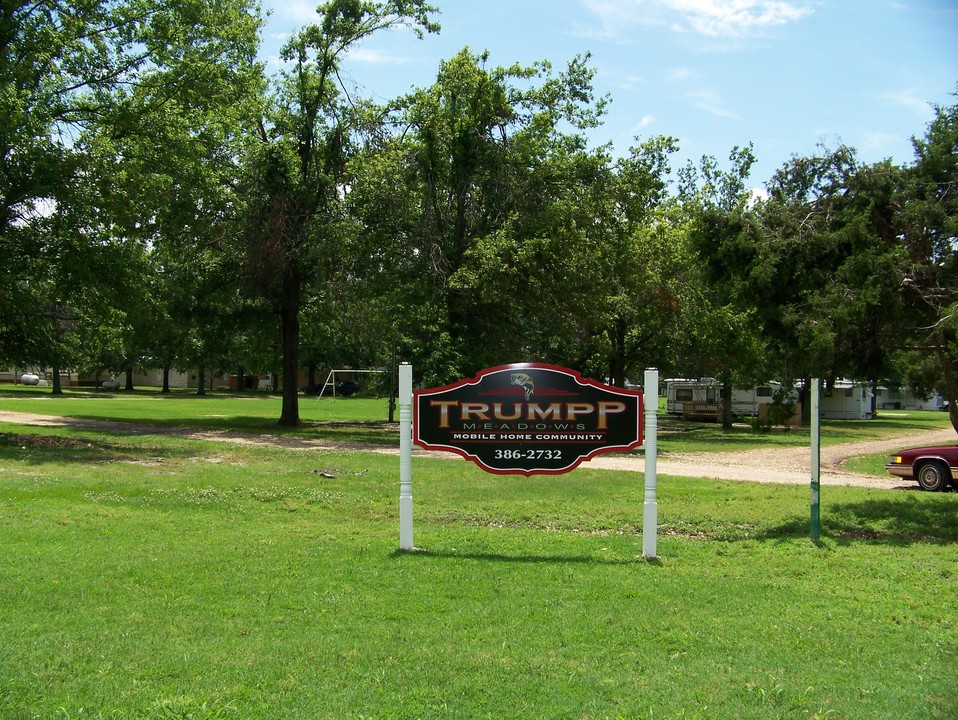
<box><xmin>667</xmin><ymin>377</ymin><xmax>877</xmax><ymax>422</ymax></box>
<box><xmin>819</xmin><ymin>380</ymin><xmax>873</xmax><ymax>420</ymax></box>
<box><xmin>874</xmin><ymin>386</ymin><xmax>945</xmax><ymax>411</ymax></box>
<box><xmin>665</xmin><ymin>378</ymin><xmax>792</xmax><ymax>419</ymax></box>
<box><xmin>665</xmin><ymin>378</ymin><xmax>717</xmax><ymax>417</ymax></box>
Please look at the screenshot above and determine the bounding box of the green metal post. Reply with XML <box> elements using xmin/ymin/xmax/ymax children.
<box><xmin>810</xmin><ymin>378</ymin><xmax>821</xmax><ymax>542</ymax></box>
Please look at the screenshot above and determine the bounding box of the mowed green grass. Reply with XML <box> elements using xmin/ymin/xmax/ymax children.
<box><xmin>0</xmin><ymin>392</ymin><xmax>956</xmax><ymax>719</ymax></box>
<box><xmin>0</xmin><ymin>385</ymin><xmax>952</xmax><ymax>455</ymax></box>
<box><xmin>0</xmin><ymin>387</ymin><xmax>398</xmax><ymax>444</ymax></box>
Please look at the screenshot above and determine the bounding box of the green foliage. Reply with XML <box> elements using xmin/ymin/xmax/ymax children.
<box><xmin>240</xmin><ymin>0</ymin><xmax>438</xmax><ymax>424</ymax></box>
<box><xmin>766</xmin><ymin>386</ymin><xmax>798</xmax><ymax>427</ymax></box>
<box><xmin>349</xmin><ymin>49</ymin><xmax>698</xmax><ymax>385</ymax></box>
<box><xmin>749</xmin><ymin>387</ymin><xmax>798</xmax><ymax>432</ymax></box>
<box><xmin>0</xmin><ymin>0</ymin><xmax>264</xmax><ymax>372</ymax></box>
<box><xmin>679</xmin><ymin>145</ymin><xmax>768</xmax><ymax>427</ymax></box>
<box><xmin>896</xmin><ymin>94</ymin><xmax>958</xmax><ymax>430</ymax></box>
<box><xmin>4</xmin><ymin>0</ymin><xmax>956</xmax><ymax>439</ymax></box>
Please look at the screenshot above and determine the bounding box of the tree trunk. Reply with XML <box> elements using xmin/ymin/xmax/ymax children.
<box><xmin>196</xmin><ymin>367</ymin><xmax>206</xmax><ymax>396</ymax></box>
<box><xmin>608</xmin><ymin>317</ymin><xmax>627</xmax><ymax>387</ymax></box>
<box><xmin>278</xmin><ymin>258</ymin><xmax>301</xmax><ymax>426</ymax></box>
<box><xmin>934</xmin><ymin>347</ymin><xmax>958</xmax><ymax>435</ymax></box>
<box><xmin>236</xmin><ymin>365</ymin><xmax>245</xmax><ymax>393</ymax></box>
<box><xmin>51</xmin><ymin>364</ymin><xmax>63</xmax><ymax>395</ymax></box>
<box><xmin>719</xmin><ymin>373</ymin><xmax>733</xmax><ymax>430</ymax></box>
<box><xmin>124</xmin><ymin>365</ymin><xmax>134</xmax><ymax>392</ymax></box>
<box><xmin>162</xmin><ymin>365</ymin><xmax>171</xmax><ymax>393</ymax></box>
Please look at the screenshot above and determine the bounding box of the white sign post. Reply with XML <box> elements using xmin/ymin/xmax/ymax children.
<box><xmin>643</xmin><ymin>368</ymin><xmax>659</xmax><ymax>559</ymax></box>
<box><xmin>399</xmin><ymin>363</ymin><xmax>659</xmax><ymax>560</ymax></box>
<box><xmin>399</xmin><ymin>362</ymin><xmax>414</xmax><ymax>550</ymax></box>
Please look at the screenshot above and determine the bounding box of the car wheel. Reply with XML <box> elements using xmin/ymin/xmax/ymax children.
<box><xmin>916</xmin><ymin>461</ymin><xmax>949</xmax><ymax>492</ymax></box>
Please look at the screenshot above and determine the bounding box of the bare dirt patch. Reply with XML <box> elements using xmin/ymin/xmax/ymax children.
<box><xmin>590</xmin><ymin>428</ymin><xmax>957</xmax><ymax>489</ymax></box>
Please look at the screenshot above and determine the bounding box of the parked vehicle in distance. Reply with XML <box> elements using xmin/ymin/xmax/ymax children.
<box><xmin>886</xmin><ymin>445</ymin><xmax>958</xmax><ymax>491</ymax></box>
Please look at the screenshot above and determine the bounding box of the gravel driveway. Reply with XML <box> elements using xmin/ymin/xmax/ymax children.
<box><xmin>590</xmin><ymin>428</ymin><xmax>957</xmax><ymax>489</ymax></box>
<box><xmin>1</xmin><ymin>410</ymin><xmax>955</xmax><ymax>490</ymax></box>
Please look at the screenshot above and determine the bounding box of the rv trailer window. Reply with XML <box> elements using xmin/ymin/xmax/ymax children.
<box><xmin>756</xmin><ymin>386</ymin><xmax>772</xmax><ymax>397</ymax></box>
<box><xmin>676</xmin><ymin>389</ymin><xmax>693</xmax><ymax>401</ymax></box>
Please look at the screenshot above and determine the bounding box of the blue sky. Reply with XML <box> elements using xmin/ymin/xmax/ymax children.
<box><xmin>261</xmin><ymin>0</ymin><xmax>958</xmax><ymax>187</ymax></box>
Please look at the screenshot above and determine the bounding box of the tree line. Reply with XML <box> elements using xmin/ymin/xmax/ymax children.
<box><xmin>2</xmin><ymin>0</ymin><xmax>956</xmax><ymax>430</ymax></box>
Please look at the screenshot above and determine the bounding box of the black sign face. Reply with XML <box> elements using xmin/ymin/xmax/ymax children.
<box><xmin>414</xmin><ymin>363</ymin><xmax>643</xmax><ymax>475</ymax></box>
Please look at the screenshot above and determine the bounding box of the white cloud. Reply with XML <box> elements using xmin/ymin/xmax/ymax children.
<box><xmin>748</xmin><ymin>186</ymin><xmax>768</xmax><ymax>206</ymax></box>
<box><xmin>662</xmin><ymin>0</ymin><xmax>813</xmax><ymax>37</ymax></box>
<box><xmin>605</xmin><ymin>72</ymin><xmax>646</xmax><ymax>91</ymax></box>
<box><xmin>632</xmin><ymin>114</ymin><xmax>657</xmax><ymax>132</ymax></box>
<box><xmin>879</xmin><ymin>88</ymin><xmax>936</xmax><ymax>119</ymax></box>
<box><xmin>582</xmin><ymin>0</ymin><xmax>813</xmax><ymax>41</ymax></box>
<box><xmin>859</xmin><ymin>130</ymin><xmax>901</xmax><ymax>154</ymax></box>
<box><xmin>686</xmin><ymin>88</ymin><xmax>741</xmax><ymax>119</ymax></box>
<box><xmin>268</xmin><ymin>0</ymin><xmax>318</xmax><ymax>25</ymax></box>
<box><xmin>346</xmin><ymin>47</ymin><xmax>412</xmax><ymax>65</ymax></box>
<box><xmin>576</xmin><ymin>1</ymin><xmax>651</xmax><ymax>41</ymax></box>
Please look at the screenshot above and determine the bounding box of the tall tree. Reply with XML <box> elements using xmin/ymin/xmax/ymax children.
<box><xmin>584</xmin><ymin>137</ymin><xmax>694</xmax><ymax>386</ymax></box>
<box><xmin>371</xmin><ymin>48</ymin><xmax>608</xmax><ymax>383</ymax></box>
<box><xmin>680</xmin><ymin>145</ymin><xmax>765</xmax><ymax>427</ymax></box>
<box><xmin>754</xmin><ymin>146</ymin><xmax>909</xmax><ymax>416</ymax></box>
<box><xmin>103</xmin><ymin>7</ymin><xmax>264</xmax><ymax>394</ymax></box>
<box><xmin>0</xmin><ymin>0</ymin><xmax>263</xmax><ymax>370</ymax></box>
<box><xmin>898</xmin><ymin>96</ymin><xmax>958</xmax><ymax>432</ymax></box>
<box><xmin>242</xmin><ymin>0</ymin><xmax>438</xmax><ymax>425</ymax></box>
<box><xmin>758</xmin><ymin>146</ymin><xmax>863</xmax><ymax>380</ymax></box>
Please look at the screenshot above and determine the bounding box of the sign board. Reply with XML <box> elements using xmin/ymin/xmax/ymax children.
<box><xmin>414</xmin><ymin>363</ymin><xmax>643</xmax><ymax>475</ymax></box>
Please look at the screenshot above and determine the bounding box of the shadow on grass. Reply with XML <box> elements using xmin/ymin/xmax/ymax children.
<box><xmin>0</xmin><ymin>415</ymin><xmax>399</xmax><ymax>451</ymax></box>
<box><xmin>755</xmin><ymin>494</ymin><xmax>958</xmax><ymax>545</ymax></box>
<box><xmin>0</xmin><ymin>429</ymin><xmax>187</xmax><ymax>465</ymax></box>
<box><xmin>391</xmin><ymin>547</ymin><xmax>656</xmax><ymax>566</ymax></box>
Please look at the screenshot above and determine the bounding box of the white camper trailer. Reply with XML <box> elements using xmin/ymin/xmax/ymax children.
<box><xmin>819</xmin><ymin>380</ymin><xmax>873</xmax><ymax>420</ymax></box>
<box><xmin>665</xmin><ymin>378</ymin><xmax>791</xmax><ymax>419</ymax></box>
<box><xmin>666</xmin><ymin>378</ymin><xmax>721</xmax><ymax>419</ymax></box>
<box><xmin>874</xmin><ymin>386</ymin><xmax>945</xmax><ymax>411</ymax></box>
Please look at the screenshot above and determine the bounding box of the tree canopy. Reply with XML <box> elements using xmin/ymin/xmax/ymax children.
<box><xmin>3</xmin><ymin>2</ymin><xmax>955</xmax><ymax>432</ymax></box>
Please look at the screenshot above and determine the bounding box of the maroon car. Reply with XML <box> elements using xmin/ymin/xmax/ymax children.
<box><xmin>886</xmin><ymin>445</ymin><xmax>958</xmax><ymax>491</ymax></box>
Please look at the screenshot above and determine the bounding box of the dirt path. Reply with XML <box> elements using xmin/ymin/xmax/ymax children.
<box><xmin>590</xmin><ymin>428</ymin><xmax>957</xmax><ymax>489</ymax></box>
<box><xmin>1</xmin><ymin>410</ymin><xmax>955</xmax><ymax>490</ymax></box>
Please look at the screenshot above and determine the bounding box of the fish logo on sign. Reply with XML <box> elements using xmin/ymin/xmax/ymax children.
<box><xmin>510</xmin><ymin>372</ymin><xmax>535</xmax><ymax>400</ymax></box>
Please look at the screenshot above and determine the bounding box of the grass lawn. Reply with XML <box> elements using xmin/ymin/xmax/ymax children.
<box><xmin>0</xmin><ymin>392</ymin><xmax>956</xmax><ymax>718</ymax></box>
<box><xmin>0</xmin><ymin>386</ymin><xmax>952</xmax><ymax>455</ymax></box>
<box><xmin>0</xmin><ymin>388</ymin><xmax>398</xmax><ymax>445</ymax></box>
